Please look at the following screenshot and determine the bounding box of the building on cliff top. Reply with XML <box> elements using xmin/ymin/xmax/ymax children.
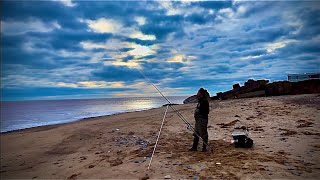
<box><xmin>288</xmin><ymin>73</ymin><xmax>320</xmax><ymax>82</ymax></box>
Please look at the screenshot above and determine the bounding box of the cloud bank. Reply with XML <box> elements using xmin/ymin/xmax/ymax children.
<box><xmin>1</xmin><ymin>0</ymin><xmax>319</xmax><ymax>100</ymax></box>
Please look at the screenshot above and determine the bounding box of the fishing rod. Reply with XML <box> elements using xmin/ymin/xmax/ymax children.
<box><xmin>135</xmin><ymin>67</ymin><xmax>213</xmax><ymax>152</ymax></box>
<box><xmin>148</xmin><ymin>104</ymin><xmax>169</xmax><ymax>170</ymax></box>
<box><xmin>111</xmin><ymin>49</ymin><xmax>212</xmax><ymax>151</ymax></box>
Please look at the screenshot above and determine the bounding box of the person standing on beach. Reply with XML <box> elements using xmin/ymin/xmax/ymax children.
<box><xmin>190</xmin><ymin>88</ymin><xmax>210</xmax><ymax>152</ymax></box>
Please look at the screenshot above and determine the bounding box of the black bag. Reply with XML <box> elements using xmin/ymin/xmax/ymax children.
<box><xmin>232</xmin><ymin>132</ymin><xmax>253</xmax><ymax>148</ymax></box>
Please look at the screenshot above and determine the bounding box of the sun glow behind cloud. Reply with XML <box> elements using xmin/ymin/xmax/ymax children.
<box><xmin>83</xmin><ymin>17</ymin><xmax>156</xmax><ymax>41</ymax></box>
<box><xmin>85</xmin><ymin>18</ymin><xmax>122</xmax><ymax>34</ymax></box>
<box><xmin>57</xmin><ymin>0</ymin><xmax>76</xmax><ymax>7</ymax></box>
<box><xmin>134</xmin><ymin>16</ymin><xmax>146</xmax><ymax>26</ymax></box>
<box><xmin>266</xmin><ymin>40</ymin><xmax>298</xmax><ymax>53</ymax></box>
<box><xmin>110</xmin><ymin>61</ymin><xmax>141</xmax><ymax>68</ymax></box>
<box><xmin>167</xmin><ymin>54</ymin><xmax>196</xmax><ymax>63</ymax></box>
<box><xmin>130</xmin><ymin>31</ymin><xmax>156</xmax><ymax>41</ymax></box>
<box><xmin>127</xmin><ymin>43</ymin><xmax>157</xmax><ymax>57</ymax></box>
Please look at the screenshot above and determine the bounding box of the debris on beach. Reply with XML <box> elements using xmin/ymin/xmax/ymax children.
<box><xmin>279</xmin><ymin>128</ymin><xmax>297</xmax><ymax>136</ymax></box>
<box><xmin>111</xmin><ymin>134</ymin><xmax>150</xmax><ymax>148</ymax></box>
<box><xmin>217</xmin><ymin>120</ymin><xmax>240</xmax><ymax>128</ymax></box>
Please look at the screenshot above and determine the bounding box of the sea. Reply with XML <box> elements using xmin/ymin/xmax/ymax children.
<box><xmin>0</xmin><ymin>96</ymin><xmax>188</xmax><ymax>133</ymax></box>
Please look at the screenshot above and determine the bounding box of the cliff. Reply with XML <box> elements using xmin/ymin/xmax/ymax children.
<box><xmin>216</xmin><ymin>79</ymin><xmax>320</xmax><ymax>100</ymax></box>
<box><xmin>183</xmin><ymin>79</ymin><xmax>320</xmax><ymax>103</ymax></box>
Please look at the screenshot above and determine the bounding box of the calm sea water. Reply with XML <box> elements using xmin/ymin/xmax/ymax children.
<box><xmin>0</xmin><ymin>96</ymin><xmax>188</xmax><ymax>133</ymax></box>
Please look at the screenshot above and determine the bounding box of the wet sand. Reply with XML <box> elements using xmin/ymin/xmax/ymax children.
<box><xmin>1</xmin><ymin>94</ymin><xmax>319</xmax><ymax>179</ymax></box>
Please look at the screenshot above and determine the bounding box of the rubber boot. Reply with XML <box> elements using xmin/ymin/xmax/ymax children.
<box><xmin>202</xmin><ymin>136</ymin><xmax>208</xmax><ymax>152</ymax></box>
<box><xmin>201</xmin><ymin>145</ymin><xmax>207</xmax><ymax>152</ymax></box>
<box><xmin>189</xmin><ymin>134</ymin><xmax>199</xmax><ymax>151</ymax></box>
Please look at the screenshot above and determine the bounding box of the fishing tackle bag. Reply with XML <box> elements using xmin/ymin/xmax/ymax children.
<box><xmin>232</xmin><ymin>131</ymin><xmax>253</xmax><ymax>148</ymax></box>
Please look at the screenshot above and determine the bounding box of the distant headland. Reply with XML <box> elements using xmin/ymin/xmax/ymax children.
<box><xmin>184</xmin><ymin>75</ymin><xmax>320</xmax><ymax>104</ymax></box>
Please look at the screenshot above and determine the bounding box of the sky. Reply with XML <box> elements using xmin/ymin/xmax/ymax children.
<box><xmin>1</xmin><ymin>0</ymin><xmax>320</xmax><ymax>101</ymax></box>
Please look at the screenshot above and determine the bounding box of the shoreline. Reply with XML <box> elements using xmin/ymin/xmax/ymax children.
<box><xmin>0</xmin><ymin>105</ymin><xmax>172</xmax><ymax>134</ymax></box>
<box><xmin>1</xmin><ymin>94</ymin><xmax>319</xmax><ymax>179</ymax></box>
<box><xmin>1</xmin><ymin>95</ymin><xmax>189</xmax><ymax>102</ymax></box>
<box><xmin>2</xmin><ymin>94</ymin><xmax>305</xmax><ymax>134</ymax></box>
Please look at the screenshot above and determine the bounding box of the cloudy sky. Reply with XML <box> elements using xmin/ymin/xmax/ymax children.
<box><xmin>1</xmin><ymin>0</ymin><xmax>319</xmax><ymax>101</ymax></box>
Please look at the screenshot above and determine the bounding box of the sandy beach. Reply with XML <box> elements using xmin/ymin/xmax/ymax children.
<box><xmin>1</xmin><ymin>94</ymin><xmax>319</xmax><ymax>179</ymax></box>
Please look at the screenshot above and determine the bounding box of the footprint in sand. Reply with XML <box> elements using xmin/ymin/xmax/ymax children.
<box><xmin>279</xmin><ymin>128</ymin><xmax>297</xmax><ymax>136</ymax></box>
<box><xmin>79</xmin><ymin>156</ymin><xmax>87</xmax><ymax>162</ymax></box>
<box><xmin>280</xmin><ymin>138</ymin><xmax>287</xmax><ymax>141</ymax></box>
<box><xmin>68</xmin><ymin>173</ymin><xmax>81</xmax><ymax>179</ymax></box>
<box><xmin>109</xmin><ymin>158</ymin><xmax>123</xmax><ymax>166</ymax></box>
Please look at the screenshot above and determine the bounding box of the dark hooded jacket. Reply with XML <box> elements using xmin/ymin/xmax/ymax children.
<box><xmin>195</xmin><ymin>96</ymin><xmax>209</xmax><ymax>118</ymax></box>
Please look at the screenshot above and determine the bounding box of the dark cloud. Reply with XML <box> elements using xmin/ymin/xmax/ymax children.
<box><xmin>92</xmin><ymin>60</ymin><xmax>186</xmax><ymax>84</ymax></box>
<box><xmin>280</xmin><ymin>41</ymin><xmax>320</xmax><ymax>55</ymax></box>
<box><xmin>293</xmin><ymin>9</ymin><xmax>320</xmax><ymax>40</ymax></box>
<box><xmin>194</xmin><ymin>1</ymin><xmax>232</xmax><ymax>10</ymax></box>
<box><xmin>74</xmin><ymin>1</ymin><xmax>150</xmax><ymax>21</ymax></box>
<box><xmin>166</xmin><ymin>77</ymin><xmax>214</xmax><ymax>89</ymax></box>
<box><xmin>237</xmin><ymin>2</ymin><xmax>276</xmax><ymax>18</ymax></box>
<box><xmin>140</xmin><ymin>15</ymin><xmax>185</xmax><ymax>40</ymax></box>
<box><xmin>92</xmin><ymin>66</ymin><xmax>143</xmax><ymax>82</ymax></box>
<box><xmin>2</xmin><ymin>1</ymin><xmax>69</xmax><ymax>21</ymax></box>
<box><xmin>1</xmin><ymin>87</ymin><xmax>132</xmax><ymax>101</ymax></box>
<box><xmin>122</xmin><ymin>55</ymin><xmax>135</xmax><ymax>62</ymax></box>
<box><xmin>199</xmin><ymin>35</ymin><xmax>225</xmax><ymax>48</ymax></box>
<box><xmin>206</xmin><ymin>64</ymin><xmax>234</xmax><ymax>75</ymax></box>
<box><xmin>32</xmin><ymin>30</ymin><xmax>113</xmax><ymax>51</ymax></box>
<box><xmin>2</xmin><ymin>48</ymin><xmax>58</xmax><ymax>69</ymax></box>
<box><xmin>142</xmin><ymin>61</ymin><xmax>185</xmax><ymax>75</ymax></box>
<box><xmin>119</xmin><ymin>47</ymin><xmax>135</xmax><ymax>52</ymax></box>
<box><xmin>239</xmin><ymin>27</ymin><xmax>292</xmax><ymax>45</ymax></box>
<box><xmin>123</xmin><ymin>37</ymin><xmax>157</xmax><ymax>46</ymax></box>
<box><xmin>184</xmin><ymin>14</ymin><xmax>214</xmax><ymax>25</ymax></box>
<box><xmin>1</xmin><ymin>34</ymin><xmax>27</xmax><ymax>49</ymax></box>
<box><xmin>1</xmin><ymin>0</ymin><xmax>81</xmax><ymax>31</ymax></box>
<box><xmin>49</xmin><ymin>33</ymin><xmax>99</xmax><ymax>50</ymax></box>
